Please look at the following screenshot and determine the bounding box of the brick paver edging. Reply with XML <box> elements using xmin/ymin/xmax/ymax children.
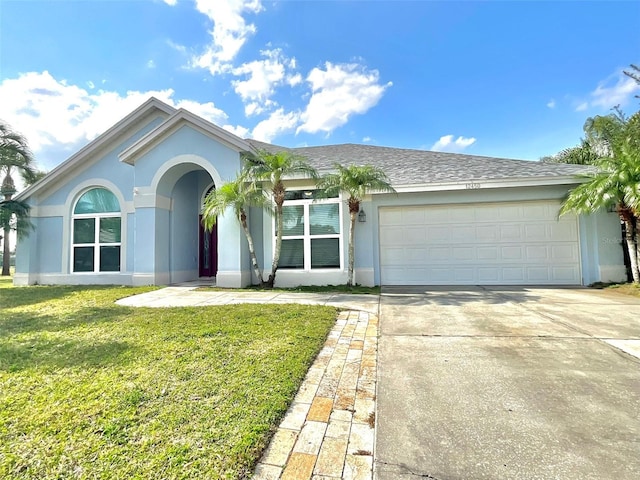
<box><xmin>253</xmin><ymin>310</ymin><xmax>378</xmax><ymax>480</ymax></box>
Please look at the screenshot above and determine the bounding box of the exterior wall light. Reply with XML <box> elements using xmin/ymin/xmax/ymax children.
<box><xmin>358</xmin><ymin>209</ymin><xmax>367</xmax><ymax>223</ymax></box>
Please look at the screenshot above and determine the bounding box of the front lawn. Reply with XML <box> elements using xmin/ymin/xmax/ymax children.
<box><xmin>0</xmin><ymin>277</ymin><xmax>337</xmax><ymax>479</ymax></box>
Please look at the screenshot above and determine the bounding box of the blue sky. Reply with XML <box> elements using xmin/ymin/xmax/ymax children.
<box><xmin>1</xmin><ymin>0</ymin><xmax>639</xmax><ymax>174</ymax></box>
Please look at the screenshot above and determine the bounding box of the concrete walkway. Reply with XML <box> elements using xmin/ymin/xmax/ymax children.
<box><xmin>116</xmin><ymin>285</ymin><xmax>379</xmax><ymax>314</ymax></box>
<box><xmin>116</xmin><ymin>284</ymin><xmax>380</xmax><ymax>479</ymax></box>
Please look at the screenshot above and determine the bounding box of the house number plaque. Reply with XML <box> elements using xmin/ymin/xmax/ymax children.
<box><xmin>465</xmin><ymin>183</ymin><xmax>481</xmax><ymax>189</ymax></box>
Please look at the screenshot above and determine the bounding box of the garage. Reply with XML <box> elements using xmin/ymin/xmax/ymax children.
<box><xmin>378</xmin><ymin>201</ymin><xmax>581</xmax><ymax>285</ymax></box>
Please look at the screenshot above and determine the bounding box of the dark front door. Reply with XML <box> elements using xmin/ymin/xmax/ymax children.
<box><xmin>199</xmin><ymin>215</ymin><xmax>217</xmax><ymax>277</ymax></box>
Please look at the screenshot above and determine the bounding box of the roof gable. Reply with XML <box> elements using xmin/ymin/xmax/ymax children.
<box><xmin>119</xmin><ymin>109</ymin><xmax>252</xmax><ymax>165</ymax></box>
<box><xmin>17</xmin><ymin>97</ymin><xmax>176</xmax><ymax>201</ymax></box>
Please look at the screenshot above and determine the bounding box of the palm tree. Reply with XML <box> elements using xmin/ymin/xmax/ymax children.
<box><xmin>319</xmin><ymin>164</ymin><xmax>396</xmax><ymax>287</ymax></box>
<box><xmin>559</xmin><ymin>111</ymin><xmax>640</xmax><ymax>283</ymax></box>
<box><xmin>540</xmin><ymin>140</ymin><xmax>600</xmax><ymax>165</ymax></box>
<box><xmin>1</xmin><ymin>122</ymin><xmax>36</xmax><ymax>275</ymax></box>
<box><xmin>202</xmin><ymin>174</ymin><xmax>271</xmax><ymax>286</ymax></box>
<box><xmin>243</xmin><ymin>149</ymin><xmax>318</xmax><ymax>287</ymax></box>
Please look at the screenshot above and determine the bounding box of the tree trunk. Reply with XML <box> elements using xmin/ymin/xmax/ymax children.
<box><xmin>267</xmin><ymin>203</ymin><xmax>283</xmax><ymax>288</ymax></box>
<box><xmin>1</xmin><ymin>192</ymin><xmax>11</xmax><ymax>276</ymax></box>
<box><xmin>347</xmin><ymin>197</ymin><xmax>360</xmax><ymax>288</ymax></box>
<box><xmin>347</xmin><ymin>210</ymin><xmax>356</xmax><ymax>287</ymax></box>
<box><xmin>623</xmin><ymin>217</ymin><xmax>640</xmax><ymax>284</ymax></box>
<box><xmin>634</xmin><ymin>216</ymin><xmax>640</xmax><ymax>283</ymax></box>
<box><xmin>240</xmin><ymin>210</ymin><xmax>264</xmax><ymax>286</ymax></box>
<box><xmin>1</xmin><ymin>226</ymin><xmax>10</xmax><ymax>276</ymax></box>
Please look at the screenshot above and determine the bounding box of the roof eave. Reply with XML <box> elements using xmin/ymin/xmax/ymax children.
<box><xmin>390</xmin><ymin>175</ymin><xmax>585</xmax><ymax>194</ymax></box>
<box><xmin>16</xmin><ymin>97</ymin><xmax>176</xmax><ymax>201</ymax></box>
<box><xmin>120</xmin><ymin>109</ymin><xmax>252</xmax><ymax>165</ymax></box>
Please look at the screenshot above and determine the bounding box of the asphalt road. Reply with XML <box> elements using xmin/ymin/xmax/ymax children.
<box><xmin>375</xmin><ymin>286</ymin><xmax>640</xmax><ymax>480</ymax></box>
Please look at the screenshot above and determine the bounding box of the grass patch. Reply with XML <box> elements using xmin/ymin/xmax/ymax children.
<box><xmin>0</xmin><ymin>277</ymin><xmax>336</xmax><ymax>479</ymax></box>
<box><xmin>592</xmin><ymin>281</ymin><xmax>640</xmax><ymax>298</ymax></box>
<box><xmin>197</xmin><ymin>284</ymin><xmax>381</xmax><ymax>295</ymax></box>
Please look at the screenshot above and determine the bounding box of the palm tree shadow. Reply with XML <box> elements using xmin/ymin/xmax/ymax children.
<box><xmin>0</xmin><ymin>305</ymin><xmax>135</xmax><ymax>337</ymax></box>
<box><xmin>380</xmin><ymin>285</ymin><xmax>543</xmax><ymax>306</ymax></box>
<box><xmin>0</xmin><ymin>284</ymin><xmax>116</xmax><ymax>309</ymax></box>
<box><xmin>1</xmin><ymin>305</ymin><xmax>142</xmax><ymax>371</ymax></box>
<box><xmin>0</xmin><ymin>337</ymin><xmax>136</xmax><ymax>372</ymax></box>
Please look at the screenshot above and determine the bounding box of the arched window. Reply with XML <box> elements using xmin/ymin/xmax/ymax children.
<box><xmin>72</xmin><ymin>188</ymin><xmax>121</xmax><ymax>273</ymax></box>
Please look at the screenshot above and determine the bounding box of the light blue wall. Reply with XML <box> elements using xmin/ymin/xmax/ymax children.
<box><xmin>37</xmin><ymin>217</ymin><xmax>64</xmax><ymax>273</ymax></box>
<box><xmin>36</xmin><ymin>116</ymin><xmax>166</xmax><ymax>206</ymax></box>
<box><xmin>133</xmin><ymin>207</ymin><xmax>156</xmax><ymax>276</ymax></box>
<box><xmin>134</xmin><ymin>125</ymin><xmax>242</xmax><ymax>189</ymax></box>
<box><xmin>169</xmin><ymin>171</ymin><xmax>200</xmax><ymax>278</ymax></box>
<box><xmin>579</xmin><ymin>210</ymin><xmax>625</xmax><ymax>284</ymax></box>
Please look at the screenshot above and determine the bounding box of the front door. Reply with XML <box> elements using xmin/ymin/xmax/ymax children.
<box><xmin>199</xmin><ymin>215</ymin><xmax>218</xmax><ymax>277</ymax></box>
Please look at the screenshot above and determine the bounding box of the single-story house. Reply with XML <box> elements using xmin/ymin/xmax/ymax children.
<box><xmin>14</xmin><ymin>97</ymin><xmax>626</xmax><ymax>287</ymax></box>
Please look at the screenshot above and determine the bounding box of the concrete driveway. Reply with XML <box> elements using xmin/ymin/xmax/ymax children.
<box><xmin>375</xmin><ymin>286</ymin><xmax>640</xmax><ymax>480</ymax></box>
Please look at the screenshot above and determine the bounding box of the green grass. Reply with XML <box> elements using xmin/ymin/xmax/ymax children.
<box><xmin>0</xmin><ymin>276</ymin><xmax>337</xmax><ymax>479</ymax></box>
<box><xmin>597</xmin><ymin>282</ymin><xmax>640</xmax><ymax>298</ymax></box>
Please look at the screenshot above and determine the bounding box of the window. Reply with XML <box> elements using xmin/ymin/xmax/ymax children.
<box><xmin>279</xmin><ymin>190</ymin><xmax>341</xmax><ymax>270</ymax></box>
<box><xmin>72</xmin><ymin>188</ymin><xmax>121</xmax><ymax>273</ymax></box>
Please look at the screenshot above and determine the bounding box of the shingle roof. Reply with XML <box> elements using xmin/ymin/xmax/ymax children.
<box><xmin>245</xmin><ymin>140</ymin><xmax>591</xmax><ymax>187</ymax></box>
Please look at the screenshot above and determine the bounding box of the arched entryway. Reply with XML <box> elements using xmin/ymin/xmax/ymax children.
<box><xmin>199</xmin><ymin>185</ymin><xmax>217</xmax><ymax>278</ymax></box>
<box><xmin>151</xmin><ymin>157</ymin><xmax>221</xmax><ymax>284</ymax></box>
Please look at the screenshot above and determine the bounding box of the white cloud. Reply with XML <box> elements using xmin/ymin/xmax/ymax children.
<box><xmin>166</xmin><ymin>39</ymin><xmax>187</xmax><ymax>54</ymax></box>
<box><xmin>362</xmin><ymin>136</ymin><xmax>372</xmax><ymax>143</ymax></box>
<box><xmin>575</xmin><ymin>102</ymin><xmax>588</xmax><ymax>112</ymax></box>
<box><xmin>231</xmin><ymin>49</ymin><xmax>299</xmax><ymax>116</ymax></box>
<box><xmin>431</xmin><ymin>135</ymin><xmax>476</xmax><ymax>152</ymax></box>
<box><xmin>222</xmin><ymin>123</ymin><xmax>250</xmax><ymax>139</ymax></box>
<box><xmin>147</xmin><ymin>59</ymin><xmax>156</xmax><ymax>69</ymax></box>
<box><xmin>546</xmin><ymin>99</ymin><xmax>556</xmax><ymax>109</ymax></box>
<box><xmin>190</xmin><ymin>0</ymin><xmax>264</xmax><ymax>75</ymax></box>
<box><xmin>0</xmin><ymin>71</ymin><xmax>229</xmax><ymax>170</ymax></box>
<box><xmin>250</xmin><ymin>108</ymin><xmax>300</xmax><ymax>142</ymax></box>
<box><xmin>573</xmin><ymin>70</ymin><xmax>640</xmax><ymax>113</ymax></box>
<box><xmin>590</xmin><ymin>73</ymin><xmax>639</xmax><ymax>109</ymax></box>
<box><xmin>297</xmin><ymin>62</ymin><xmax>392</xmax><ymax>135</ymax></box>
<box><xmin>163</xmin><ymin>0</ymin><xmax>178</xmax><ymax>5</ymax></box>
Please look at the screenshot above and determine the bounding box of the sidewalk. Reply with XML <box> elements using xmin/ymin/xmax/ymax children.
<box><xmin>116</xmin><ymin>285</ymin><xmax>379</xmax><ymax>314</ymax></box>
<box><xmin>116</xmin><ymin>285</ymin><xmax>380</xmax><ymax>479</ymax></box>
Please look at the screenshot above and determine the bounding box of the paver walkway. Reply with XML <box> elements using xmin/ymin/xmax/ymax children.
<box><xmin>117</xmin><ymin>284</ymin><xmax>380</xmax><ymax>479</ymax></box>
<box><xmin>253</xmin><ymin>309</ymin><xmax>378</xmax><ymax>480</ymax></box>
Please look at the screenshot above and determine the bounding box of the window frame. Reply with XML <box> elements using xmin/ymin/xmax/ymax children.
<box><xmin>71</xmin><ymin>189</ymin><xmax>122</xmax><ymax>274</ymax></box>
<box><xmin>276</xmin><ymin>191</ymin><xmax>343</xmax><ymax>271</ymax></box>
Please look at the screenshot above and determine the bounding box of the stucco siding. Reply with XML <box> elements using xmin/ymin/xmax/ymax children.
<box><xmin>34</xmin><ymin>116</ymin><xmax>165</xmax><ymax>207</ymax></box>
<box><xmin>133</xmin><ymin>125</ymin><xmax>241</xmax><ymax>190</ymax></box>
<box><xmin>170</xmin><ymin>172</ymin><xmax>199</xmax><ymax>281</ymax></box>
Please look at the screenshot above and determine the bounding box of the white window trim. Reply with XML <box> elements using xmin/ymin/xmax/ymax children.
<box><xmin>71</xmin><ymin>197</ymin><xmax>122</xmax><ymax>274</ymax></box>
<box><xmin>275</xmin><ymin>194</ymin><xmax>344</xmax><ymax>271</ymax></box>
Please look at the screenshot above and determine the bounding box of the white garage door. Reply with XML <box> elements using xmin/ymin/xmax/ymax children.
<box><xmin>379</xmin><ymin>201</ymin><xmax>580</xmax><ymax>285</ymax></box>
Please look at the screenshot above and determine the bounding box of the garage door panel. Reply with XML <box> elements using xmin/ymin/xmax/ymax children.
<box><xmin>550</xmin><ymin>222</ymin><xmax>577</xmax><ymax>240</ymax></box>
<box><xmin>525</xmin><ymin>245</ymin><xmax>549</xmax><ymax>260</ymax></box>
<box><xmin>428</xmin><ymin>226</ymin><xmax>451</xmax><ymax>242</ymax></box>
<box><xmin>500</xmin><ymin>225</ymin><xmax>523</xmax><ymax>241</ymax></box>
<box><xmin>524</xmin><ymin>224</ymin><xmax>548</xmax><ymax>240</ymax></box>
<box><xmin>451</xmin><ymin>226</ymin><xmax>475</xmax><ymax>242</ymax></box>
<box><xmin>477</xmin><ymin>246</ymin><xmax>498</xmax><ymax>260</ymax></box>
<box><xmin>379</xmin><ymin>201</ymin><xmax>580</xmax><ymax>285</ymax></box>
<box><xmin>503</xmin><ymin>267</ymin><xmax>525</xmax><ymax>282</ymax></box>
<box><xmin>551</xmin><ymin>244</ymin><xmax>578</xmax><ymax>261</ymax></box>
<box><xmin>501</xmin><ymin>246</ymin><xmax>523</xmax><ymax>260</ymax></box>
<box><xmin>427</xmin><ymin>247</ymin><xmax>449</xmax><ymax>261</ymax></box>
<box><xmin>476</xmin><ymin>225</ymin><xmax>498</xmax><ymax>242</ymax></box>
